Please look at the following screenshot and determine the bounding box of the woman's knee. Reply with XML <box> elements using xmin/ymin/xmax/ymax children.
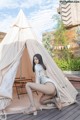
<box><xmin>26</xmin><ymin>82</ymin><xmax>32</xmax><ymax>88</ymax></box>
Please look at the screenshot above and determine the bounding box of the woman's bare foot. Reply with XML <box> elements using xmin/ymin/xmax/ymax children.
<box><xmin>49</xmin><ymin>97</ymin><xmax>62</xmax><ymax>110</ymax></box>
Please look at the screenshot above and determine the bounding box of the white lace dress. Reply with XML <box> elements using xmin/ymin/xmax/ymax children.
<box><xmin>35</xmin><ymin>64</ymin><xmax>57</xmax><ymax>89</ymax></box>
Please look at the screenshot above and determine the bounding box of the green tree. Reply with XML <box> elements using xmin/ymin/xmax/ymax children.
<box><xmin>53</xmin><ymin>15</ymin><xmax>72</xmax><ymax>62</ymax></box>
<box><xmin>42</xmin><ymin>33</ymin><xmax>54</xmax><ymax>57</ymax></box>
<box><xmin>54</xmin><ymin>15</ymin><xmax>68</xmax><ymax>46</ymax></box>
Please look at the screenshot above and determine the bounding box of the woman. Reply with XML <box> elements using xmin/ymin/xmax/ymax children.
<box><xmin>25</xmin><ymin>54</ymin><xmax>62</xmax><ymax>115</ymax></box>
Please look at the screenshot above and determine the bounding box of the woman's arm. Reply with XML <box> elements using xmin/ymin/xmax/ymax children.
<box><xmin>44</xmin><ymin>70</ymin><xmax>47</xmax><ymax>76</ymax></box>
<box><xmin>35</xmin><ymin>71</ymin><xmax>40</xmax><ymax>84</ymax></box>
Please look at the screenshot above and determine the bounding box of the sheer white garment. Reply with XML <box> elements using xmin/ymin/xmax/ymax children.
<box><xmin>35</xmin><ymin>64</ymin><xmax>57</xmax><ymax>88</ymax></box>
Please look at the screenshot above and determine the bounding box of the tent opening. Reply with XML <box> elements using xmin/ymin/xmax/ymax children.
<box><xmin>14</xmin><ymin>46</ymin><xmax>35</xmax><ymax>98</ymax></box>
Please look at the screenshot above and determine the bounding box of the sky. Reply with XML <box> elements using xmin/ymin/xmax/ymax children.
<box><xmin>0</xmin><ymin>0</ymin><xmax>59</xmax><ymax>40</ymax></box>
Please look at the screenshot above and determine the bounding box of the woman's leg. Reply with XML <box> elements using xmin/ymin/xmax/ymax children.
<box><xmin>25</xmin><ymin>82</ymin><xmax>56</xmax><ymax>112</ymax></box>
<box><xmin>40</xmin><ymin>93</ymin><xmax>55</xmax><ymax>105</ymax></box>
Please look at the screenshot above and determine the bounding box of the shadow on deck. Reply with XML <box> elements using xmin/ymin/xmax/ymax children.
<box><xmin>7</xmin><ymin>93</ymin><xmax>80</xmax><ymax>120</ymax></box>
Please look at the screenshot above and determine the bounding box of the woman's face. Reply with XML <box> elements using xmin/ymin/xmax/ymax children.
<box><xmin>33</xmin><ymin>56</ymin><xmax>39</xmax><ymax>64</ymax></box>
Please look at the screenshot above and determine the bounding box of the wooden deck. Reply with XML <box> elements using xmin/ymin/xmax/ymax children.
<box><xmin>65</xmin><ymin>74</ymin><xmax>80</xmax><ymax>89</ymax></box>
<box><xmin>7</xmin><ymin>93</ymin><xmax>80</xmax><ymax>120</ymax></box>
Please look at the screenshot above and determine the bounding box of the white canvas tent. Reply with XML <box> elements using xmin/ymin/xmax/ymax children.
<box><xmin>0</xmin><ymin>10</ymin><xmax>78</xmax><ymax>110</ymax></box>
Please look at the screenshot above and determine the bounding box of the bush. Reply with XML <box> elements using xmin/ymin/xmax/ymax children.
<box><xmin>54</xmin><ymin>57</ymin><xmax>80</xmax><ymax>71</ymax></box>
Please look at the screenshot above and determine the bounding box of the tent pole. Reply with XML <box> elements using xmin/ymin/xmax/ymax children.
<box><xmin>20</xmin><ymin>57</ymin><xmax>22</xmax><ymax>79</ymax></box>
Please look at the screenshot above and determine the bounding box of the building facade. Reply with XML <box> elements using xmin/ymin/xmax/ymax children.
<box><xmin>58</xmin><ymin>1</ymin><xmax>80</xmax><ymax>27</ymax></box>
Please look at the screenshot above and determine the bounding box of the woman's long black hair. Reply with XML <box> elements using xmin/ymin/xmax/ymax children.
<box><xmin>33</xmin><ymin>54</ymin><xmax>46</xmax><ymax>72</ymax></box>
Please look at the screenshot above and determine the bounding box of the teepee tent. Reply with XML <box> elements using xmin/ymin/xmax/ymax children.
<box><xmin>0</xmin><ymin>10</ymin><xmax>78</xmax><ymax>110</ymax></box>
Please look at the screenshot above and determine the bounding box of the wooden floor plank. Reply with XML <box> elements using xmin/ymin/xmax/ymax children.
<box><xmin>74</xmin><ymin>114</ymin><xmax>80</xmax><ymax>120</ymax></box>
<box><xmin>50</xmin><ymin>104</ymin><xmax>78</xmax><ymax>120</ymax></box>
<box><xmin>7</xmin><ymin>93</ymin><xmax>80</xmax><ymax>120</ymax></box>
<box><xmin>55</xmin><ymin>106</ymin><xmax>80</xmax><ymax>120</ymax></box>
<box><xmin>66</xmin><ymin>111</ymin><xmax>80</xmax><ymax>120</ymax></box>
